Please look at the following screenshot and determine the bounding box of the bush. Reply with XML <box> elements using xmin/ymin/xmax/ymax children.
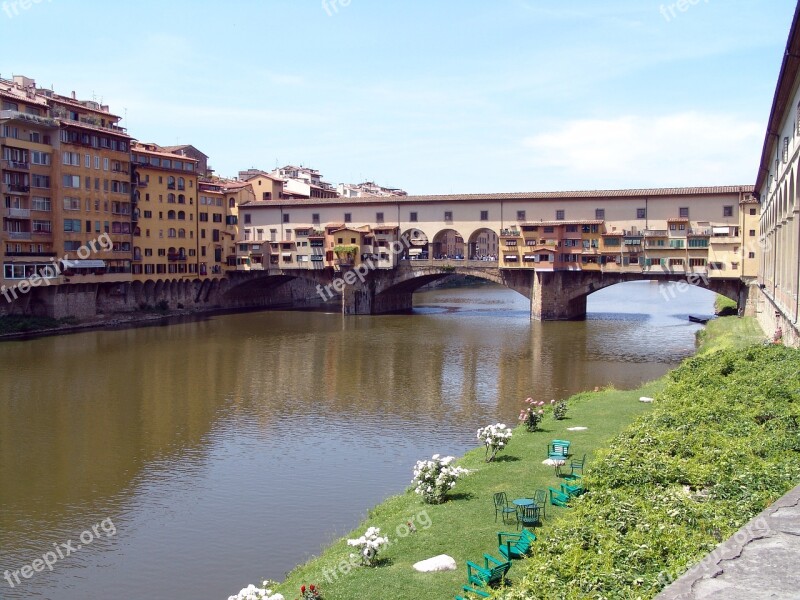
<box><xmin>519</xmin><ymin>398</ymin><xmax>545</xmax><ymax>432</ymax></box>
<box><xmin>477</xmin><ymin>423</ymin><xmax>513</xmax><ymax>462</ymax></box>
<box><xmin>411</xmin><ymin>454</ymin><xmax>469</xmax><ymax>504</ymax></box>
<box><xmin>496</xmin><ymin>345</ymin><xmax>800</xmax><ymax>600</ymax></box>
<box><xmin>553</xmin><ymin>399</ymin><xmax>568</xmax><ymax>420</ymax></box>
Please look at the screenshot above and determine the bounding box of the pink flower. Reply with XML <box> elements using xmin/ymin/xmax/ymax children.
<box><xmin>550</xmin><ymin>399</ymin><xmax>555</xmax><ymax>404</ymax></box>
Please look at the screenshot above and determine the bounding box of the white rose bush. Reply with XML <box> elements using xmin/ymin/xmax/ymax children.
<box><xmin>477</xmin><ymin>423</ymin><xmax>513</xmax><ymax>462</ymax></box>
<box><xmin>346</xmin><ymin>526</ymin><xmax>389</xmax><ymax>566</ymax></box>
<box><xmin>411</xmin><ymin>454</ymin><xmax>469</xmax><ymax>504</ymax></box>
<box><xmin>227</xmin><ymin>580</ymin><xmax>284</xmax><ymax>600</ymax></box>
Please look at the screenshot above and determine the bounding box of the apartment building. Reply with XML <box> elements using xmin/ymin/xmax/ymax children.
<box><xmin>2</xmin><ymin>75</ymin><xmax>133</xmax><ymax>293</ymax></box>
<box><xmin>130</xmin><ymin>142</ymin><xmax>199</xmax><ymax>279</ymax></box>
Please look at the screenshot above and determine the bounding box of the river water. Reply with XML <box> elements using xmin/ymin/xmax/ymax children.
<box><xmin>0</xmin><ymin>281</ymin><xmax>715</xmax><ymax>599</ymax></box>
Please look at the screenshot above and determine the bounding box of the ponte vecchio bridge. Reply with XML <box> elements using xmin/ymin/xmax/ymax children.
<box><xmin>229</xmin><ymin>185</ymin><xmax>760</xmax><ymax>320</ymax></box>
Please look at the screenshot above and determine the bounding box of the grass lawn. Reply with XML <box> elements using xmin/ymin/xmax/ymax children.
<box><xmin>273</xmin><ymin>383</ymin><xmax>661</xmax><ymax>600</ymax></box>
<box><xmin>696</xmin><ymin>315</ymin><xmax>765</xmax><ymax>355</ymax></box>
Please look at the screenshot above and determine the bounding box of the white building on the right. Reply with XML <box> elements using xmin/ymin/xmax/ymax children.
<box><xmin>754</xmin><ymin>3</ymin><xmax>800</xmax><ymax>347</ymax></box>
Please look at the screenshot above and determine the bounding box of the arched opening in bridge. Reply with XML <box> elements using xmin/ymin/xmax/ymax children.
<box><xmin>432</xmin><ymin>229</ymin><xmax>465</xmax><ymax>260</ymax></box>
<box><xmin>400</xmin><ymin>228</ymin><xmax>429</xmax><ymax>260</ymax></box>
<box><xmin>467</xmin><ymin>228</ymin><xmax>499</xmax><ymax>261</ymax></box>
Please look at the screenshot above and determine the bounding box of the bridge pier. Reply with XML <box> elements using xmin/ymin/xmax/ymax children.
<box><xmin>531</xmin><ymin>271</ymin><xmax>589</xmax><ymax>320</ymax></box>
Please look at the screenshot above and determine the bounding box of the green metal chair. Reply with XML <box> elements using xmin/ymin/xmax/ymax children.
<box><xmin>517</xmin><ymin>504</ymin><xmax>541</xmax><ymax>530</ymax></box>
<box><xmin>548</xmin><ymin>486</ymin><xmax>571</xmax><ymax>508</ymax></box>
<box><xmin>455</xmin><ymin>585</ymin><xmax>490</xmax><ymax>599</ymax></box>
<box><xmin>561</xmin><ymin>481</ymin><xmax>585</xmax><ymax>497</ymax></box>
<box><xmin>498</xmin><ymin>528</ymin><xmax>536</xmax><ymax>560</ymax></box>
<box><xmin>533</xmin><ymin>489</ymin><xmax>548</xmax><ymax>519</ymax></box>
<box><xmin>563</xmin><ymin>453</ymin><xmax>586</xmax><ymax>482</ymax></box>
<box><xmin>547</xmin><ymin>439</ymin><xmax>571</xmax><ymax>460</ymax></box>
<box><xmin>492</xmin><ymin>492</ymin><xmax>516</xmax><ymax>524</ymax></box>
<box><xmin>466</xmin><ymin>554</ymin><xmax>511</xmax><ymax>588</ymax></box>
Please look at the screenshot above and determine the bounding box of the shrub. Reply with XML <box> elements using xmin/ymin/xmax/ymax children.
<box><xmin>552</xmin><ymin>398</ymin><xmax>568</xmax><ymax>420</ymax></box>
<box><xmin>411</xmin><ymin>454</ymin><xmax>469</xmax><ymax>504</ymax></box>
<box><xmin>228</xmin><ymin>580</ymin><xmax>284</xmax><ymax>600</ymax></box>
<box><xmin>519</xmin><ymin>398</ymin><xmax>545</xmax><ymax>432</ymax></box>
<box><xmin>346</xmin><ymin>526</ymin><xmax>389</xmax><ymax>566</ymax></box>
<box><xmin>477</xmin><ymin>423</ymin><xmax>513</xmax><ymax>462</ymax></box>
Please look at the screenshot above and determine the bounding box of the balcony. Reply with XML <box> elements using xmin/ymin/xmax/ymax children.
<box><xmin>2</xmin><ymin>159</ymin><xmax>29</xmax><ymax>171</ymax></box>
<box><xmin>3</xmin><ymin>183</ymin><xmax>30</xmax><ymax>194</ymax></box>
<box><xmin>6</xmin><ymin>207</ymin><xmax>30</xmax><ymax>218</ymax></box>
<box><xmin>135</xmin><ymin>179</ymin><xmax>148</xmax><ymax>188</ymax></box>
<box><xmin>167</xmin><ymin>253</ymin><xmax>187</xmax><ymax>262</ymax></box>
<box><xmin>688</xmin><ymin>228</ymin><xmax>711</xmax><ymax>236</ymax></box>
<box><xmin>4</xmin><ymin>251</ymin><xmax>56</xmax><ymax>257</ymax></box>
<box><xmin>0</xmin><ymin>110</ymin><xmax>59</xmax><ymax>129</ymax></box>
<box><xmin>643</xmin><ymin>229</ymin><xmax>668</xmax><ymax>237</ymax></box>
<box><xmin>6</xmin><ymin>231</ymin><xmax>32</xmax><ymax>240</ymax></box>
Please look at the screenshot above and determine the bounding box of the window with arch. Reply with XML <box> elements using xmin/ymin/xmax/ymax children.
<box><xmin>168</xmin><ymin>210</ymin><xmax>176</xmax><ymax>220</ymax></box>
<box><xmin>167</xmin><ymin>176</ymin><xmax>176</xmax><ymax>190</ymax></box>
<box><xmin>178</xmin><ymin>211</ymin><xmax>186</xmax><ymax>220</ymax></box>
<box><xmin>178</xmin><ymin>228</ymin><xmax>186</xmax><ymax>238</ymax></box>
<box><xmin>167</xmin><ymin>193</ymin><xmax>176</xmax><ymax>204</ymax></box>
<box><xmin>178</xmin><ymin>177</ymin><xmax>185</xmax><ymax>191</ymax></box>
<box><xmin>178</xmin><ymin>194</ymin><xmax>185</xmax><ymax>204</ymax></box>
<box><xmin>168</xmin><ymin>228</ymin><xmax>176</xmax><ymax>238</ymax></box>
<box><xmin>229</xmin><ymin>198</ymin><xmax>235</xmax><ymax>208</ymax></box>
<box><xmin>133</xmin><ymin>227</ymin><xmax>141</xmax><ymax>237</ymax></box>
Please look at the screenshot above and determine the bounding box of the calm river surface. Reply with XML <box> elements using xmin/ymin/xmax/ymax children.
<box><xmin>0</xmin><ymin>282</ymin><xmax>715</xmax><ymax>599</ymax></box>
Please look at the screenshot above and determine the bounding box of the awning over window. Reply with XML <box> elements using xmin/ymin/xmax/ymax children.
<box><xmin>408</xmin><ymin>248</ymin><xmax>423</xmax><ymax>255</ymax></box>
<box><xmin>281</xmin><ymin>252</ymin><xmax>292</xmax><ymax>257</ymax></box>
<box><xmin>712</xmin><ymin>227</ymin><xmax>730</xmax><ymax>235</ymax></box>
<box><xmin>61</xmin><ymin>260</ymin><xmax>106</xmax><ymax>269</ymax></box>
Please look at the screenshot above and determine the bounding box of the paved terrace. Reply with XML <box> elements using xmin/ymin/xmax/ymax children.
<box><xmin>656</xmin><ymin>483</ymin><xmax>800</xmax><ymax>599</ymax></box>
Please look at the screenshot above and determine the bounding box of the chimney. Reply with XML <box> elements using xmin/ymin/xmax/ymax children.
<box><xmin>71</xmin><ymin>91</ymin><xmax>76</xmax><ymax>100</ymax></box>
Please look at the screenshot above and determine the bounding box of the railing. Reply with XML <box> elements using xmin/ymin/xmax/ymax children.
<box><xmin>4</xmin><ymin>183</ymin><xmax>30</xmax><ymax>194</ymax></box>
<box><xmin>399</xmin><ymin>258</ymin><xmax>499</xmax><ymax>268</ymax></box>
<box><xmin>167</xmin><ymin>253</ymin><xmax>187</xmax><ymax>262</ymax></box>
<box><xmin>2</xmin><ymin>159</ymin><xmax>29</xmax><ymax>170</ymax></box>
<box><xmin>135</xmin><ymin>179</ymin><xmax>148</xmax><ymax>187</ymax></box>
<box><xmin>4</xmin><ymin>251</ymin><xmax>56</xmax><ymax>257</ymax></box>
<box><xmin>688</xmin><ymin>228</ymin><xmax>711</xmax><ymax>236</ymax></box>
<box><xmin>6</xmin><ymin>231</ymin><xmax>31</xmax><ymax>240</ymax></box>
<box><xmin>643</xmin><ymin>230</ymin><xmax>668</xmax><ymax>237</ymax></box>
<box><xmin>0</xmin><ymin>110</ymin><xmax>59</xmax><ymax>128</ymax></box>
<box><xmin>6</xmin><ymin>207</ymin><xmax>30</xmax><ymax>218</ymax></box>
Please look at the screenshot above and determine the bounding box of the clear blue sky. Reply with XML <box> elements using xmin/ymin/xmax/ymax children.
<box><xmin>1</xmin><ymin>0</ymin><xmax>797</xmax><ymax>193</ymax></box>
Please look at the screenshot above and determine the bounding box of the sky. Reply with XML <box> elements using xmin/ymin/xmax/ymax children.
<box><xmin>1</xmin><ymin>0</ymin><xmax>797</xmax><ymax>194</ymax></box>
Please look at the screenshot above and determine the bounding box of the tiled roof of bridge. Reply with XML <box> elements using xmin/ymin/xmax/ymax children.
<box><xmin>240</xmin><ymin>186</ymin><xmax>755</xmax><ymax>207</ymax></box>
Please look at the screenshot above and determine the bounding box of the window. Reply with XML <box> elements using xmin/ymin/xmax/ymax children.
<box><xmin>749</xmin><ymin>252</ymin><xmax>756</xmax><ymax>259</ymax></box>
<box><xmin>30</xmin><ymin>151</ymin><xmax>50</xmax><ymax>166</ymax></box>
<box><xmin>555</xmin><ymin>210</ymin><xmax>565</xmax><ymax>220</ymax></box>
<box><xmin>749</xmin><ymin>229</ymin><xmax>756</xmax><ymax>237</ymax></box>
<box><xmin>595</xmin><ymin>208</ymin><xmax>605</xmax><ymax>220</ymax></box>
<box><xmin>636</xmin><ymin>208</ymin><xmax>646</xmax><ymax>219</ymax></box>
<box><xmin>723</xmin><ymin>206</ymin><xmax>733</xmax><ymax>217</ymax></box>
<box><xmin>410</xmin><ymin>212</ymin><xmax>418</xmax><ymax>222</ymax></box>
<box><xmin>31</xmin><ymin>197</ymin><xmax>51</xmax><ymax>211</ymax></box>
<box><xmin>144</xmin><ymin>210</ymin><xmax>152</xmax><ymax>218</ymax></box>
<box><xmin>517</xmin><ymin>210</ymin><xmax>526</xmax><ymax>221</ymax></box>
<box><xmin>784</xmin><ymin>137</ymin><xmax>790</xmax><ymax>163</ymax></box>
<box><xmin>62</xmin><ymin>174</ymin><xmax>80</xmax><ymax>188</ymax></box>
<box><xmin>749</xmin><ymin>208</ymin><xmax>757</xmax><ymax>215</ymax></box>
<box><xmin>63</xmin><ymin>219</ymin><xmax>81</xmax><ymax>232</ymax></box>
<box><xmin>480</xmin><ymin>210</ymin><xmax>489</xmax><ymax>221</ymax></box>
<box><xmin>283</xmin><ymin>213</ymin><xmax>290</xmax><ymax>223</ymax></box>
<box><xmin>62</xmin><ymin>152</ymin><xmax>80</xmax><ymax>166</ymax></box>
<box><xmin>312</xmin><ymin>213</ymin><xmax>320</xmax><ymax>224</ymax></box>
<box><xmin>376</xmin><ymin>212</ymin><xmax>384</xmax><ymax>223</ymax></box>
<box><xmin>444</xmin><ymin>211</ymin><xmax>453</xmax><ymax>222</ymax></box>
<box><xmin>213</xmin><ymin>213</ymin><xmax>222</xmax><ymax>223</ymax></box>
<box><xmin>62</xmin><ymin>197</ymin><xmax>80</xmax><ymax>211</ymax></box>
<box><xmin>344</xmin><ymin>213</ymin><xmax>351</xmax><ymax>223</ymax></box>
<box><xmin>679</xmin><ymin>207</ymin><xmax>689</xmax><ymax>218</ymax></box>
